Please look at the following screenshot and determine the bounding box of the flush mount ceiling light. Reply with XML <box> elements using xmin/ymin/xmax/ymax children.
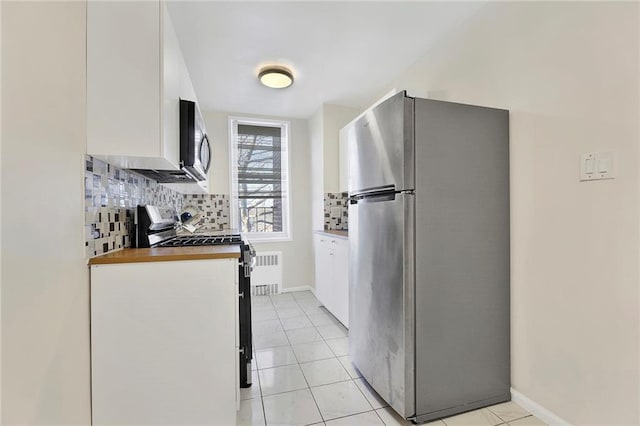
<box><xmin>258</xmin><ymin>66</ymin><xmax>294</xmax><ymax>89</ymax></box>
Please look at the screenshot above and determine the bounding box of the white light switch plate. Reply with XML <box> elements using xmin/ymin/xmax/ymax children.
<box><xmin>580</xmin><ymin>151</ymin><xmax>615</xmax><ymax>181</ymax></box>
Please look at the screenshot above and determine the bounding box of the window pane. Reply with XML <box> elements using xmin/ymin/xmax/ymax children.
<box><xmin>235</xmin><ymin>124</ymin><xmax>285</xmax><ymax>234</ymax></box>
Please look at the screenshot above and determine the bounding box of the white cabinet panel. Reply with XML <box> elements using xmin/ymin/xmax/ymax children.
<box><xmin>90</xmin><ymin>259</ymin><xmax>237</xmax><ymax>425</ymax></box>
<box><xmin>87</xmin><ymin>1</ymin><xmax>208</xmax><ymax>194</ymax></box>
<box><xmin>314</xmin><ymin>234</ymin><xmax>330</xmax><ymax>307</ymax></box>
<box><xmin>314</xmin><ymin>233</ymin><xmax>349</xmax><ymax>327</ymax></box>
<box><xmin>162</xmin><ymin>4</ymin><xmax>198</xmax><ymax>169</ymax></box>
<box><xmin>332</xmin><ymin>239</ymin><xmax>349</xmax><ymax>327</ymax></box>
<box><xmin>87</xmin><ymin>1</ymin><xmax>163</xmax><ymax>161</ymax></box>
<box><xmin>161</xmin><ymin>4</ymin><xmax>181</xmax><ymax>169</ymax></box>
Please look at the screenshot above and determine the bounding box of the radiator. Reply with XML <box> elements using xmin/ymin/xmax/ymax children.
<box><xmin>251</xmin><ymin>251</ymin><xmax>282</xmax><ymax>295</ymax></box>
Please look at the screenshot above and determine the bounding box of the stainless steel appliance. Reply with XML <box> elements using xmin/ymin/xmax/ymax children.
<box><xmin>131</xmin><ymin>99</ymin><xmax>210</xmax><ymax>183</ymax></box>
<box><xmin>179</xmin><ymin>99</ymin><xmax>211</xmax><ymax>181</ymax></box>
<box><xmin>135</xmin><ymin>205</ymin><xmax>255</xmax><ymax>388</ymax></box>
<box><xmin>348</xmin><ymin>91</ymin><xmax>510</xmax><ymax>423</ymax></box>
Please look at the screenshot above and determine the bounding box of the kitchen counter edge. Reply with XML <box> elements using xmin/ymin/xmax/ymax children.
<box><xmin>88</xmin><ymin>246</ymin><xmax>241</xmax><ymax>265</ymax></box>
<box><xmin>314</xmin><ymin>230</ymin><xmax>348</xmax><ymax>239</ymax></box>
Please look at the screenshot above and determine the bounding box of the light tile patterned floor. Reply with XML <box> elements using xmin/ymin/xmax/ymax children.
<box><xmin>239</xmin><ymin>291</ymin><xmax>546</xmax><ymax>426</ymax></box>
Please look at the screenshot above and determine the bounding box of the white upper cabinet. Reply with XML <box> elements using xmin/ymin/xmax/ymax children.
<box><xmin>87</xmin><ymin>1</ymin><xmax>165</xmax><ymax>167</ymax></box>
<box><xmin>162</xmin><ymin>4</ymin><xmax>197</xmax><ymax>167</ymax></box>
<box><xmin>87</xmin><ymin>0</ymin><xmax>204</xmax><ymax>193</ymax></box>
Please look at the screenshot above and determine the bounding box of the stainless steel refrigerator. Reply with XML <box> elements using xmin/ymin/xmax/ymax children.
<box><xmin>347</xmin><ymin>91</ymin><xmax>510</xmax><ymax>423</ymax></box>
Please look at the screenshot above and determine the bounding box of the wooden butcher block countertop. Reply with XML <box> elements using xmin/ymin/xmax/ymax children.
<box><xmin>88</xmin><ymin>245</ymin><xmax>241</xmax><ymax>265</ymax></box>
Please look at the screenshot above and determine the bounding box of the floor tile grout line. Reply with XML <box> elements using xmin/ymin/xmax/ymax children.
<box><xmin>258</xmin><ymin>296</ymin><xmax>282</xmax><ymax>425</ymax></box>
<box><xmin>289</xmin><ymin>295</ymin><xmax>329</xmax><ymax>424</ymax></box>
<box><xmin>299</xmin><ymin>302</ymin><xmax>349</xmax><ymax>372</ymax></box>
<box><xmin>321</xmin><ymin>408</ymin><xmax>382</xmax><ymax>424</ymax></box>
<box><xmin>269</xmin><ymin>293</ymin><xmax>326</xmax><ymax>425</ymax></box>
<box><xmin>276</xmin><ymin>295</ymin><xmax>346</xmax><ymax>353</ymax></box>
<box><xmin>255</xmin><ymin>293</ymin><xmax>375</xmax><ymax>425</ymax></box>
<box><xmin>292</xmin><ymin>298</ymin><xmax>351</xmax><ymax>367</ymax></box>
<box><xmin>291</xmin><ymin>294</ymin><xmax>361</xmax><ymax>422</ymax></box>
<box><xmin>260</xmin><ymin>385</ymin><xmax>312</xmax><ymax>399</ymax></box>
<box><xmin>257</xmin><ymin>372</ymin><xmax>266</xmax><ymax>426</ymax></box>
<box><xmin>371</xmin><ymin>407</ymin><xmax>389</xmax><ymax>425</ymax></box>
<box><xmin>257</xmin><ymin>296</ymin><xmax>280</xmax><ymax>425</ymax></box>
<box><xmin>293</xmin><ymin>294</ymin><xmax>376</xmax><ymax>422</ymax></box>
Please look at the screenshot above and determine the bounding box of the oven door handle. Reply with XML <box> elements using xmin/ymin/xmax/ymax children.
<box><xmin>243</xmin><ymin>250</ymin><xmax>256</xmax><ymax>278</ymax></box>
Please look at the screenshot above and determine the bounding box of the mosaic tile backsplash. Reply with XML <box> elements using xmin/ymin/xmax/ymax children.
<box><xmin>181</xmin><ymin>194</ymin><xmax>230</xmax><ymax>232</ymax></box>
<box><xmin>84</xmin><ymin>155</ymin><xmax>230</xmax><ymax>258</ymax></box>
<box><xmin>324</xmin><ymin>192</ymin><xmax>349</xmax><ymax>231</ymax></box>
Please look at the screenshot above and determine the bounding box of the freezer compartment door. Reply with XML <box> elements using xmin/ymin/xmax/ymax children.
<box><xmin>347</xmin><ymin>91</ymin><xmax>414</xmax><ymax>194</ymax></box>
<box><xmin>349</xmin><ymin>192</ymin><xmax>414</xmax><ymax>418</ymax></box>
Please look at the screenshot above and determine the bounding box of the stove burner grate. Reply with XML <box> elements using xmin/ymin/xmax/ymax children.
<box><xmin>156</xmin><ymin>234</ymin><xmax>242</xmax><ymax>247</ymax></box>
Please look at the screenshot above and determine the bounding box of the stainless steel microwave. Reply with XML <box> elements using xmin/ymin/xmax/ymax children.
<box><xmin>129</xmin><ymin>99</ymin><xmax>211</xmax><ymax>183</ymax></box>
<box><xmin>179</xmin><ymin>99</ymin><xmax>211</xmax><ymax>181</ymax></box>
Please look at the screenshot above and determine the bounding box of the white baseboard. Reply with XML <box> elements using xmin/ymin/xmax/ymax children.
<box><xmin>511</xmin><ymin>388</ymin><xmax>571</xmax><ymax>425</ymax></box>
<box><xmin>280</xmin><ymin>285</ymin><xmax>314</xmax><ymax>294</ymax></box>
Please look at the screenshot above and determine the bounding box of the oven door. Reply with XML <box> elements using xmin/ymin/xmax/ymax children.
<box><xmin>238</xmin><ymin>243</ymin><xmax>254</xmax><ymax>387</ymax></box>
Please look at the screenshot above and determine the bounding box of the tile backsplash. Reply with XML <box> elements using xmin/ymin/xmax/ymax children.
<box><xmin>324</xmin><ymin>192</ymin><xmax>349</xmax><ymax>231</ymax></box>
<box><xmin>182</xmin><ymin>194</ymin><xmax>230</xmax><ymax>232</ymax></box>
<box><xmin>84</xmin><ymin>155</ymin><xmax>230</xmax><ymax>258</ymax></box>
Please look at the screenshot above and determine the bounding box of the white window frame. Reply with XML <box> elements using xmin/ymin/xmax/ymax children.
<box><xmin>229</xmin><ymin>117</ymin><xmax>292</xmax><ymax>242</ymax></box>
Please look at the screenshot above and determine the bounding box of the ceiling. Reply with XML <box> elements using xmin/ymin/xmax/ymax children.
<box><xmin>167</xmin><ymin>1</ymin><xmax>485</xmax><ymax>119</ymax></box>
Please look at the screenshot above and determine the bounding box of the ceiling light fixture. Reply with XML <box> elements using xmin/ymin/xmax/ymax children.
<box><xmin>258</xmin><ymin>66</ymin><xmax>294</xmax><ymax>89</ymax></box>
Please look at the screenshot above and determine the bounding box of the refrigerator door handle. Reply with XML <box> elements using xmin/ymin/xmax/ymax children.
<box><xmin>349</xmin><ymin>188</ymin><xmax>414</xmax><ymax>204</ymax></box>
<box><xmin>350</xmin><ymin>192</ymin><xmax>395</xmax><ymax>204</ymax></box>
<box><xmin>349</xmin><ymin>185</ymin><xmax>396</xmax><ymax>204</ymax></box>
<box><xmin>349</xmin><ymin>184</ymin><xmax>396</xmax><ymax>198</ymax></box>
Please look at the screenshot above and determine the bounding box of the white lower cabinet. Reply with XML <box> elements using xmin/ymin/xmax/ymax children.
<box><xmin>314</xmin><ymin>233</ymin><xmax>349</xmax><ymax>327</ymax></box>
<box><xmin>90</xmin><ymin>259</ymin><xmax>238</xmax><ymax>426</ymax></box>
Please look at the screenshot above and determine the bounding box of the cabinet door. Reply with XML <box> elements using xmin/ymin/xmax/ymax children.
<box><xmin>91</xmin><ymin>259</ymin><xmax>237</xmax><ymax>425</ymax></box>
<box><xmin>87</xmin><ymin>1</ymin><xmax>162</xmax><ymax>160</ymax></box>
<box><xmin>162</xmin><ymin>3</ymin><xmax>199</xmax><ymax>171</ymax></box>
<box><xmin>314</xmin><ymin>235</ymin><xmax>332</xmax><ymax>308</ymax></box>
<box><xmin>161</xmin><ymin>4</ymin><xmax>183</xmax><ymax>169</ymax></box>
<box><xmin>330</xmin><ymin>238</ymin><xmax>349</xmax><ymax>327</ymax></box>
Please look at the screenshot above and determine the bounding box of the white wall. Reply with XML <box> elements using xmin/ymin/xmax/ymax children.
<box><xmin>381</xmin><ymin>2</ymin><xmax>639</xmax><ymax>424</ymax></box>
<box><xmin>203</xmin><ymin>110</ymin><xmax>314</xmax><ymax>291</ymax></box>
<box><xmin>309</xmin><ymin>108</ymin><xmax>324</xmax><ymax>231</ymax></box>
<box><xmin>1</xmin><ymin>1</ymin><xmax>91</xmax><ymax>424</ymax></box>
<box><xmin>321</xmin><ymin>104</ymin><xmax>359</xmax><ymax>193</ymax></box>
<box><xmin>309</xmin><ymin>104</ymin><xmax>359</xmax><ymax>231</ymax></box>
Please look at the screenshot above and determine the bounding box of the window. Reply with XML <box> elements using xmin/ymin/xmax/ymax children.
<box><xmin>230</xmin><ymin>118</ymin><xmax>291</xmax><ymax>241</ymax></box>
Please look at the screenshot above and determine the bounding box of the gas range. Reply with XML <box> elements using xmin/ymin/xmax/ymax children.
<box><xmin>134</xmin><ymin>205</ymin><xmax>244</xmax><ymax>248</ymax></box>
